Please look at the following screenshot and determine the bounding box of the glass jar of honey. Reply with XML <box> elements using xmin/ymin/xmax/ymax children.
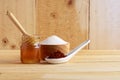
<box><xmin>20</xmin><ymin>35</ymin><xmax>40</xmax><ymax>64</ymax></box>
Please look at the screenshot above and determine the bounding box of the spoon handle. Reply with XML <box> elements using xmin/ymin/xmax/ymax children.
<box><xmin>7</xmin><ymin>11</ymin><xmax>29</xmax><ymax>35</ymax></box>
<box><xmin>67</xmin><ymin>40</ymin><xmax>90</xmax><ymax>56</ymax></box>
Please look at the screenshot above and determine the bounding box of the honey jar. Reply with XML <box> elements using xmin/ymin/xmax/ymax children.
<box><xmin>20</xmin><ymin>35</ymin><xmax>40</xmax><ymax>64</ymax></box>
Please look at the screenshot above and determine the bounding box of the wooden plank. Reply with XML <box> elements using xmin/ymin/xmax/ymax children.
<box><xmin>0</xmin><ymin>71</ymin><xmax>120</xmax><ymax>80</ymax></box>
<box><xmin>0</xmin><ymin>50</ymin><xmax>120</xmax><ymax>80</ymax></box>
<box><xmin>1</xmin><ymin>50</ymin><xmax>120</xmax><ymax>64</ymax></box>
<box><xmin>36</xmin><ymin>0</ymin><xmax>89</xmax><ymax>50</ymax></box>
<box><xmin>90</xmin><ymin>0</ymin><xmax>120</xmax><ymax>49</ymax></box>
<box><xmin>0</xmin><ymin>0</ymin><xmax>35</xmax><ymax>50</ymax></box>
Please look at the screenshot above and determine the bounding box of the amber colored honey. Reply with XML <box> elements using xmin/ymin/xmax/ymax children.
<box><xmin>21</xmin><ymin>43</ymin><xmax>40</xmax><ymax>64</ymax></box>
<box><xmin>20</xmin><ymin>35</ymin><xmax>40</xmax><ymax>64</ymax></box>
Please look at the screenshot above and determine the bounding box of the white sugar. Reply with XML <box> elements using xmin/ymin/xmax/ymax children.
<box><xmin>40</xmin><ymin>35</ymin><xmax>68</xmax><ymax>45</ymax></box>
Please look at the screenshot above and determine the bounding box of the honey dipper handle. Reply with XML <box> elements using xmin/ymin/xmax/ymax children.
<box><xmin>7</xmin><ymin>11</ymin><xmax>29</xmax><ymax>35</ymax></box>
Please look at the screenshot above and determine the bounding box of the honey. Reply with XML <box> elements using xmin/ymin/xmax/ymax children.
<box><xmin>20</xmin><ymin>35</ymin><xmax>40</xmax><ymax>64</ymax></box>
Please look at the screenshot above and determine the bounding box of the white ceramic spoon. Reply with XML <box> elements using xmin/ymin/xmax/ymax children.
<box><xmin>45</xmin><ymin>40</ymin><xmax>90</xmax><ymax>64</ymax></box>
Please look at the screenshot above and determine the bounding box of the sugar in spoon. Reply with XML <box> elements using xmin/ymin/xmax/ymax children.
<box><xmin>45</xmin><ymin>40</ymin><xmax>90</xmax><ymax>64</ymax></box>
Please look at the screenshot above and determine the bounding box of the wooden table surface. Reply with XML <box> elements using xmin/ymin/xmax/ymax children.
<box><xmin>0</xmin><ymin>50</ymin><xmax>120</xmax><ymax>80</ymax></box>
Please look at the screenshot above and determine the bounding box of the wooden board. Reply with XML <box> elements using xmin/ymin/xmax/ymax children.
<box><xmin>90</xmin><ymin>0</ymin><xmax>120</xmax><ymax>49</ymax></box>
<box><xmin>1</xmin><ymin>0</ymin><xmax>120</xmax><ymax>50</ymax></box>
<box><xmin>36</xmin><ymin>0</ymin><xmax>89</xmax><ymax>50</ymax></box>
<box><xmin>0</xmin><ymin>0</ymin><xmax>35</xmax><ymax>49</ymax></box>
<box><xmin>0</xmin><ymin>50</ymin><xmax>120</xmax><ymax>80</ymax></box>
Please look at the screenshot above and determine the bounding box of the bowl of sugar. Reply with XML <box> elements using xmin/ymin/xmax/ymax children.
<box><xmin>40</xmin><ymin>35</ymin><xmax>70</xmax><ymax>60</ymax></box>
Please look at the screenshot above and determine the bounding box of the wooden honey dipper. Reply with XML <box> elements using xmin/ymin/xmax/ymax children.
<box><xmin>7</xmin><ymin>11</ymin><xmax>35</xmax><ymax>44</ymax></box>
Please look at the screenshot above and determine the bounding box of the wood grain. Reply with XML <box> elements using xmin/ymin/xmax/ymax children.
<box><xmin>0</xmin><ymin>0</ymin><xmax>35</xmax><ymax>49</ymax></box>
<box><xmin>36</xmin><ymin>0</ymin><xmax>89</xmax><ymax>50</ymax></box>
<box><xmin>90</xmin><ymin>0</ymin><xmax>120</xmax><ymax>49</ymax></box>
<box><xmin>1</xmin><ymin>0</ymin><xmax>120</xmax><ymax>50</ymax></box>
<box><xmin>0</xmin><ymin>50</ymin><xmax>120</xmax><ymax>80</ymax></box>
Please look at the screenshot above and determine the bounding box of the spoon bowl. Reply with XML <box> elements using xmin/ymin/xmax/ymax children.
<box><xmin>45</xmin><ymin>40</ymin><xmax>90</xmax><ymax>64</ymax></box>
